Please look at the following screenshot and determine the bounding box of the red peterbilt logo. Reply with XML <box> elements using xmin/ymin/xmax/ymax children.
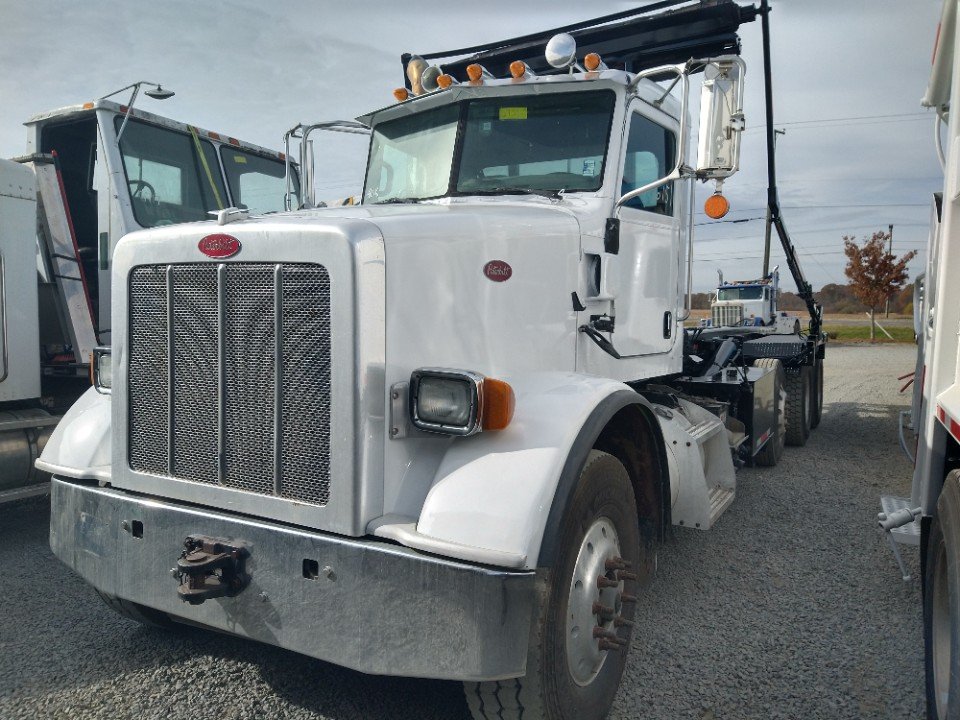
<box><xmin>198</xmin><ymin>233</ymin><xmax>241</xmax><ymax>258</ymax></box>
<box><xmin>483</xmin><ymin>260</ymin><xmax>512</xmax><ymax>282</ymax></box>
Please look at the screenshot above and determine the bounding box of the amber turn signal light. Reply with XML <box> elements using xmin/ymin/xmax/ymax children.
<box><xmin>437</xmin><ymin>74</ymin><xmax>456</xmax><ymax>89</ymax></box>
<box><xmin>481</xmin><ymin>378</ymin><xmax>515</xmax><ymax>431</ymax></box>
<box><xmin>704</xmin><ymin>193</ymin><xmax>730</xmax><ymax>219</ymax></box>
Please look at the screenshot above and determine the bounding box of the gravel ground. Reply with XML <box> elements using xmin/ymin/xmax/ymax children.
<box><xmin>0</xmin><ymin>344</ymin><xmax>924</xmax><ymax>719</ymax></box>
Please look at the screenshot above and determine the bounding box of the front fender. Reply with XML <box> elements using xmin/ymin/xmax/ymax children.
<box><xmin>35</xmin><ymin>387</ymin><xmax>111</xmax><ymax>482</ymax></box>
<box><xmin>376</xmin><ymin>372</ymin><xmax>647</xmax><ymax>570</ymax></box>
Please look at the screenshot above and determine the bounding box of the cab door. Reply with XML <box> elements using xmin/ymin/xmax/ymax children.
<box><xmin>612</xmin><ymin>104</ymin><xmax>682</xmax><ymax>357</ymax></box>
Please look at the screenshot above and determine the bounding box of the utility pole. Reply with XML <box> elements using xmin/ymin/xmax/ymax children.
<box><xmin>762</xmin><ymin>127</ymin><xmax>787</xmax><ymax>277</ymax></box>
<box><xmin>885</xmin><ymin>223</ymin><xmax>893</xmax><ymax>317</ymax></box>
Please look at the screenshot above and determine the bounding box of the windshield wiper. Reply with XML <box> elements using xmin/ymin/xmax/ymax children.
<box><xmin>374</xmin><ymin>197</ymin><xmax>422</xmax><ymax>205</ymax></box>
<box><xmin>473</xmin><ymin>187</ymin><xmax>565</xmax><ymax>201</ymax></box>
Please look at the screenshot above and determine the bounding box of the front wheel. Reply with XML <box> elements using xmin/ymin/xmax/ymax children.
<box><xmin>924</xmin><ymin>470</ymin><xmax>960</xmax><ymax>719</ymax></box>
<box><xmin>465</xmin><ymin>451</ymin><xmax>644</xmax><ymax>720</ymax></box>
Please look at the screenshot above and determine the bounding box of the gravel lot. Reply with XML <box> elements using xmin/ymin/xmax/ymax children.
<box><xmin>0</xmin><ymin>344</ymin><xmax>923</xmax><ymax>719</ymax></box>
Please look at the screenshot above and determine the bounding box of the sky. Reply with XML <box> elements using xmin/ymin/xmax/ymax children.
<box><xmin>0</xmin><ymin>0</ymin><xmax>944</xmax><ymax>292</ymax></box>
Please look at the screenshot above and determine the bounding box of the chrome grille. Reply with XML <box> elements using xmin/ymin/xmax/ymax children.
<box><xmin>128</xmin><ymin>263</ymin><xmax>332</xmax><ymax>506</ymax></box>
<box><xmin>712</xmin><ymin>304</ymin><xmax>743</xmax><ymax>328</ymax></box>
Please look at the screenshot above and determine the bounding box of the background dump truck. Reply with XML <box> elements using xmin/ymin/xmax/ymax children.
<box><xmin>40</xmin><ymin>2</ymin><xmax>825</xmax><ymax>719</ymax></box>
<box><xmin>0</xmin><ymin>98</ymin><xmax>298</xmax><ymax>503</ymax></box>
<box><xmin>879</xmin><ymin>0</ymin><xmax>960</xmax><ymax>717</ymax></box>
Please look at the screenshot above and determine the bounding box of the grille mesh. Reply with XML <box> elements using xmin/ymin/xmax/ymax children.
<box><xmin>128</xmin><ymin>263</ymin><xmax>331</xmax><ymax>506</ymax></box>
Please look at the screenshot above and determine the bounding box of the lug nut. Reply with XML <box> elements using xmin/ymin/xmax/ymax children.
<box><xmin>604</xmin><ymin>558</ymin><xmax>625</xmax><ymax>571</ymax></box>
<box><xmin>592</xmin><ymin>627</ymin><xmax>617</xmax><ymax>640</ymax></box>
<box><xmin>613</xmin><ymin>615</ymin><xmax>635</xmax><ymax>628</ymax></box>
<box><xmin>598</xmin><ymin>639</ymin><xmax>621</xmax><ymax>652</ymax></box>
<box><xmin>592</xmin><ymin>602</ymin><xmax>615</xmax><ymax>620</ymax></box>
<box><xmin>617</xmin><ymin>570</ymin><xmax>639</xmax><ymax>582</ymax></box>
<box><xmin>620</xmin><ymin>593</ymin><xmax>638</xmax><ymax>604</ymax></box>
<box><xmin>597</xmin><ymin>576</ymin><xmax>619</xmax><ymax>589</ymax></box>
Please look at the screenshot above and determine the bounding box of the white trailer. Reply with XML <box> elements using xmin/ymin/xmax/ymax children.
<box><xmin>40</xmin><ymin>3</ymin><xmax>825</xmax><ymax>719</ymax></box>
<box><xmin>0</xmin><ymin>99</ymin><xmax>298</xmax><ymax>502</ymax></box>
<box><xmin>879</xmin><ymin>1</ymin><xmax>960</xmax><ymax>715</ymax></box>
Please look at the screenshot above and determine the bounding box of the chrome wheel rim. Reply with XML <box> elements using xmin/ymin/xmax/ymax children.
<box><xmin>932</xmin><ymin>539</ymin><xmax>951</xmax><ymax>718</ymax></box>
<box><xmin>566</xmin><ymin>517</ymin><xmax>623</xmax><ymax>687</ymax></box>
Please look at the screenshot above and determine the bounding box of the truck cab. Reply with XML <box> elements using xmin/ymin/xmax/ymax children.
<box><xmin>0</xmin><ymin>99</ymin><xmax>298</xmax><ymax>503</ymax></box>
<box><xmin>39</xmin><ymin>11</ymin><xmax>820</xmax><ymax>720</ymax></box>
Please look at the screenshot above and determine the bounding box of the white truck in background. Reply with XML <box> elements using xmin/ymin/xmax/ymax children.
<box><xmin>704</xmin><ymin>266</ymin><xmax>802</xmax><ymax>333</ymax></box>
<box><xmin>879</xmin><ymin>1</ymin><xmax>960</xmax><ymax>716</ymax></box>
<box><xmin>39</xmin><ymin>2</ymin><xmax>826</xmax><ymax>719</ymax></box>
<box><xmin>0</xmin><ymin>98</ymin><xmax>298</xmax><ymax>503</ymax></box>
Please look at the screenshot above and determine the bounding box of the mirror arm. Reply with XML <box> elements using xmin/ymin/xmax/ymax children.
<box><xmin>617</xmin><ymin>67</ymin><xmax>690</xmax><ymax>211</ymax></box>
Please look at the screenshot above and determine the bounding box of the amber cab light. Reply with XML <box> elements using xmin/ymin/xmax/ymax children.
<box><xmin>481</xmin><ymin>378</ymin><xmax>515</xmax><ymax>431</ymax></box>
<box><xmin>437</xmin><ymin>74</ymin><xmax>456</xmax><ymax>89</ymax></box>
<box><xmin>704</xmin><ymin>193</ymin><xmax>730</xmax><ymax>219</ymax></box>
<box><xmin>393</xmin><ymin>87</ymin><xmax>410</xmax><ymax>102</ymax></box>
<box><xmin>584</xmin><ymin>53</ymin><xmax>603</xmax><ymax>71</ymax></box>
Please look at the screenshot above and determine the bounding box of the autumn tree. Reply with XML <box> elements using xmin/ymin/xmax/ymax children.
<box><xmin>843</xmin><ymin>231</ymin><xmax>917</xmax><ymax>340</ymax></box>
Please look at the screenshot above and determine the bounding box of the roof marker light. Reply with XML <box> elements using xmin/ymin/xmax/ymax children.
<box><xmin>466</xmin><ymin>64</ymin><xmax>493</xmax><ymax>84</ymax></box>
<box><xmin>509</xmin><ymin>61</ymin><xmax>536</xmax><ymax>80</ymax></box>
<box><xmin>393</xmin><ymin>87</ymin><xmax>410</xmax><ymax>102</ymax></box>
<box><xmin>584</xmin><ymin>53</ymin><xmax>608</xmax><ymax>72</ymax></box>
<box><xmin>436</xmin><ymin>74</ymin><xmax>457</xmax><ymax>89</ymax></box>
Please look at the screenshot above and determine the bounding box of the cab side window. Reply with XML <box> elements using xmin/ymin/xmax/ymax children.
<box><xmin>621</xmin><ymin>113</ymin><xmax>677</xmax><ymax>216</ymax></box>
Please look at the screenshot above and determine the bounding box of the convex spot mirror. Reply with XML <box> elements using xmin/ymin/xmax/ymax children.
<box><xmin>696</xmin><ymin>56</ymin><xmax>746</xmax><ymax>179</ymax></box>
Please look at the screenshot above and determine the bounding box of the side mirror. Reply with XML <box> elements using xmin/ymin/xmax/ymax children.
<box><xmin>696</xmin><ymin>56</ymin><xmax>746</xmax><ymax>179</ymax></box>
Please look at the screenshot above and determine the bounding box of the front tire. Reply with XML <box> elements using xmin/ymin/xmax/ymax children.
<box><xmin>465</xmin><ymin>451</ymin><xmax>643</xmax><ymax>720</ymax></box>
<box><xmin>924</xmin><ymin>470</ymin><xmax>960</xmax><ymax>719</ymax></box>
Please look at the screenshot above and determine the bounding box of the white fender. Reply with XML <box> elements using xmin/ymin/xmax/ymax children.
<box><xmin>35</xmin><ymin>387</ymin><xmax>112</xmax><ymax>482</ymax></box>
<box><xmin>373</xmin><ymin>372</ymin><xmax>655</xmax><ymax>570</ymax></box>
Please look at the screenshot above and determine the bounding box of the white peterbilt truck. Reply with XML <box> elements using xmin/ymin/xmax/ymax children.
<box><xmin>879</xmin><ymin>0</ymin><xmax>960</xmax><ymax>716</ymax></box>
<box><xmin>40</xmin><ymin>2</ymin><xmax>826</xmax><ymax>718</ymax></box>
<box><xmin>704</xmin><ymin>266</ymin><xmax>802</xmax><ymax>333</ymax></box>
<box><xmin>0</xmin><ymin>93</ymin><xmax>297</xmax><ymax>503</ymax></box>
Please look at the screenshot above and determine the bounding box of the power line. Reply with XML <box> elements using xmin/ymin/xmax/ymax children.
<box><xmin>744</xmin><ymin>111</ymin><xmax>930</xmax><ymax>132</ymax></box>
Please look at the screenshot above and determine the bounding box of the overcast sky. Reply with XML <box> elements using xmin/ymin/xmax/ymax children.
<box><xmin>0</xmin><ymin>0</ymin><xmax>943</xmax><ymax>292</ymax></box>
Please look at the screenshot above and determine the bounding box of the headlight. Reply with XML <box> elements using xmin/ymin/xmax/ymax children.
<box><xmin>92</xmin><ymin>346</ymin><xmax>112</xmax><ymax>394</ymax></box>
<box><xmin>409</xmin><ymin>368</ymin><xmax>514</xmax><ymax>436</ymax></box>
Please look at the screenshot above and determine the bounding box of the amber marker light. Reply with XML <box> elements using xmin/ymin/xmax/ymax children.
<box><xmin>509</xmin><ymin>60</ymin><xmax>530</xmax><ymax>79</ymax></box>
<box><xmin>436</xmin><ymin>74</ymin><xmax>456</xmax><ymax>89</ymax></box>
<box><xmin>481</xmin><ymin>378</ymin><xmax>516</xmax><ymax>431</ymax></box>
<box><xmin>584</xmin><ymin>53</ymin><xmax>602</xmax><ymax>71</ymax></box>
<box><xmin>467</xmin><ymin>64</ymin><xmax>485</xmax><ymax>83</ymax></box>
<box><xmin>393</xmin><ymin>87</ymin><xmax>410</xmax><ymax>102</ymax></box>
<box><xmin>704</xmin><ymin>193</ymin><xmax>730</xmax><ymax>220</ymax></box>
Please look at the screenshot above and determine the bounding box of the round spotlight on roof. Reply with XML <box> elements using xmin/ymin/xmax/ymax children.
<box><xmin>545</xmin><ymin>33</ymin><xmax>577</xmax><ymax>69</ymax></box>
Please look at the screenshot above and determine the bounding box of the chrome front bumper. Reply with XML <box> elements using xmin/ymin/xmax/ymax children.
<box><xmin>50</xmin><ymin>478</ymin><xmax>536</xmax><ymax>681</ymax></box>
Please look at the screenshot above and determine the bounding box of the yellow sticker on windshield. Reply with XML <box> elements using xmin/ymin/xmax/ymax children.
<box><xmin>233</xmin><ymin>155</ymin><xmax>247</xmax><ymax>164</ymax></box>
<box><xmin>499</xmin><ymin>107</ymin><xmax>528</xmax><ymax>120</ymax></box>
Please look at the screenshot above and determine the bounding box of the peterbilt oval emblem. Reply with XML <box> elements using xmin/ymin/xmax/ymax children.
<box><xmin>483</xmin><ymin>260</ymin><xmax>512</xmax><ymax>282</ymax></box>
<box><xmin>198</xmin><ymin>233</ymin><xmax>241</xmax><ymax>258</ymax></box>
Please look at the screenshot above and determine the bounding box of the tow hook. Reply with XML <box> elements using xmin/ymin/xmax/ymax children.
<box><xmin>176</xmin><ymin>535</ymin><xmax>250</xmax><ymax>605</ymax></box>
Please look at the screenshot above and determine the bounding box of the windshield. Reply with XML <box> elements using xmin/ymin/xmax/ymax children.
<box><xmin>718</xmin><ymin>287</ymin><xmax>763</xmax><ymax>301</ymax></box>
<box><xmin>116</xmin><ymin>118</ymin><xmax>228</xmax><ymax>228</ymax></box>
<box><xmin>363</xmin><ymin>90</ymin><xmax>616</xmax><ymax>204</ymax></box>
<box><xmin>221</xmin><ymin>147</ymin><xmax>299</xmax><ymax>215</ymax></box>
